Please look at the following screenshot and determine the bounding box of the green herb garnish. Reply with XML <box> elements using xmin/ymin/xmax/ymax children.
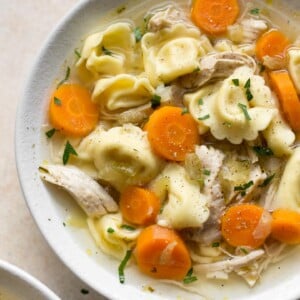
<box><xmin>57</xmin><ymin>66</ymin><xmax>70</xmax><ymax>88</ymax></box>
<box><xmin>198</xmin><ymin>114</ymin><xmax>210</xmax><ymax>121</ymax></box>
<box><xmin>238</xmin><ymin>103</ymin><xmax>251</xmax><ymax>121</ymax></box>
<box><xmin>121</xmin><ymin>224</ymin><xmax>136</xmax><ymax>231</ymax></box>
<box><xmin>181</xmin><ymin>107</ymin><xmax>189</xmax><ymax>115</ymax></box>
<box><xmin>203</xmin><ymin>169</ymin><xmax>211</xmax><ymax>176</ymax></box>
<box><xmin>245</xmin><ymin>88</ymin><xmax>253</xmax><ymax>101</ymax></box>
<box><xmin>250</xmin><ymin>8</ymin><xmax>260</xmax><ymax>15</ymax></box>
<box><xmin>232</xmin><ymin>79</ymin><xmax>239</xmax><ymax>86</ymax></box>
<box><xmin>151</xmin><ymin>94</ymin><xmax>161</xmax><ymax>109</ymax></box>
<box><xmin>244</xmin><ymin>78</ymin><xmax>251</xmax><ymax>89</ymax></box>
<box><xmin>80</xmin><ymin>289</ymin><xmax>89</xmax><ymax>295</ymax></box>
<box><xmin>240</xmin><ymin>248</ymin><xmax>249</xmax><ymax>254</ymax></box>
<box><xmin>212</xmin><ymin>242</ymin><xmax>220</xmax><ymax>247</ymax></box>
<box><xmin>54</xmin><ymin>97</ymin><xmax>62</xmax><ymax>106</ymax></box>
<box><xmin>118</xmin><ymin>250</ymin><xmax>132</xmax><ymax>284</ymax></box>
<box><xmin>62</xmin><ymin>141</ymin><xmax>78</xmax><ymax>165</ymax></box>
<box><xmin>45</xmin><ymin>128</ymin><xmax>56</xmax><ymax>138</ymax></box>
<box><xmin>259</xmin><ymin>173</ymin><xmax>275</xmax><ymax>187</ymax></box>
<box><xmin>198</xmin><ymin>98</ymin><xmax>204</xmax><ymax>105</ymax></box>
<box><xmin>74</xmin><ymin>48</ymin><xmax>81</xmax><ymax>59</ymax></box>
<box><xmin>102</xmin><ymin>46</ymin><xmax>113</xmax><ymax>56</ymax></box>
<box><xmin>193</xmin><ymin>67</ymin><xmax>200</xmax><ymax>72</ymax></box>
<box><xmin>252</xmin><ymin>146</ymin><xmax>274</xmax><ymax>156</ymax></box>
<box><xmin>107</xmin><ymin>227</ymin><xmax>115</xmax><ymax>233</ymax></box>
<box><xmin>117</xmin><ymin>6</ymin><xmax>126</xmax><ymax>14</ymax></box>
<box><xmin>222</xmin><ymin>121</ymin><xmax>232</xmax><ymax>128</ymax></box>
<box><xmin>234</xmin><ymin>180</ymin><xmax>254</xmax><ymax>196</ymax></box>
<box><xmin>183</xmin><ymin>268</ymin><xmax>197</xmax><ymax>284</ymax></box>
<box><xmin>134</xmin><ymin>27</ymin><xmax>143</xmax><ymax>42</ymax></box>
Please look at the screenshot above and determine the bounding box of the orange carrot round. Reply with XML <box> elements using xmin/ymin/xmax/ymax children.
<box><xmin>191</xmin><ymin>0</ymin><xmax>240</xmax><ymax>35</ymax></box>
<box><xmin>271</xmin><ymin>209</ymin><xmax>300</xmax><ymax>244</ymax></box>
<box><xmin>135</xmin><ymin>225</ymin><xmax>191</xmax><ymax>280</ymax></box>
<box><xmin>256</xmin><ymin>30</ymin><xmax>290</xmax><ymax>61</ymax></box>
<box><xmin>120</xmin><ymin>186</ymin><xmax>160</xmax><ymax>226</ymax></box>
<box><xmin>145</xmin><ymin>106</ymin><xmax>200</xmax><ymax>161</ymax></box>
<box><xmin>49</xmin><ymin>84</ymin><xmax>99</xmax><ymax>137</ymax></box>
<box><xmin>221</xmin><ymin>204</ymin><xmax>271</xmax><ymax>248</ymax></box>
<box><xmin>269</xmin><ymin>70</ymin><xmax>300</xmax><ymax>132</ymax></box>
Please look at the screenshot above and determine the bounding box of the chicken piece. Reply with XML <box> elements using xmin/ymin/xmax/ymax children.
<box><xmin>39</xmin><ymin>164</ymin><xmax>118</xmax><ymax>217</ymax></box>
<box><xmin>147</xmin><ymin>6</ymin><xmax>197</xmax><ymax>32</ymax></box>
<box><xmin>177</xmin><ymin>52</ymin><xmax>256</xmax><ymax>90</ymax></box>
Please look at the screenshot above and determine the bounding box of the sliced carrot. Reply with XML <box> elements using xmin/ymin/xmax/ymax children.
<box><xmin>221</xmin><ymin>204</ymin><xmax>271</xmax><ymax>248</ymax></box>
<box><xmin>120</xmin><ymin>186</ymin><xmax>160</xmax><ymax>226</ymax></box>
<box><xmin>255</xmin><ymin>30</ymin><xmax>290</xmax><ymax>61</ymax></box>
<box><xmin>191</xmin><ymin>0</ymin><xmax>240</xmax><ymax>35</ymax></box>
<box><xmin>271</xmin><ymin>209</ymin><xmax>300</xmax><ymax>245</ymax></box>
<box><xmin>145</xmin><ymin>106</ymin><xmax>200</xmax><ymax>161</ymax></box>
<box><xmin>135</xmin><ymin>224</ymin><xmax>191</xmax><ymax>280</ymax></box>
<box><xmin>49</xmin><ymin>84</ymin><xmax>99</xmax><ymax>137</ymax></box>
<box><xmin>269</xmin><ymin>70</ymin><xmax>300</xmax><ymax>132</ymax></box>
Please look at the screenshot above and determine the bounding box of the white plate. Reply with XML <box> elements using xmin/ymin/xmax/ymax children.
<box><xmin>15</xmin><ymin>0</ymin><xmax>300</xmax><ymax>299</ymax></box>
<box><xmin>0</xmin><ymin>260</ymin><xmax>60</xmax><ymax>300</ymax></box>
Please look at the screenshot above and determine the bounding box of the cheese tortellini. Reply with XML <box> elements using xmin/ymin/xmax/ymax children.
<box><xmin>272</xmin><ymin>148</ymin><xmax>300</xmax><ymax>212</ymax></box>
<box><xmin>150</xmin><ymin>163</ymin><xmax>210</xmax><ymax>229</ymax></box>
<box><xmin>76</xmin><ymin>22</ymin><xmax>136</xmax><ymax>82</ymax></box>
<box><xmin>87</xmin><ymin>124</ymin><xmax>163</xmax><ymax>191</ymax></box>
<box><xmin>92</xmin><ymin>74</ymin><xmax>154</xmax><ymax>119</ymax></box>
<box><xmin>87</xmin><ymin>213</ymin><xmax>141</xmax><ymax>259</ymax></box>
<box><xmin>142</xmin><ymin>23</ymin><xmax>212</xmax><ymax>86</ymax></box>
<box><xmin>185</xmin><ymin>66</ymin><xmax>276</xmax><ymax>144</ymax></box>
<box><xmin>288</xmin><ymin>48</ymin><xmax>300</xmax><ymax>93</ymax></box>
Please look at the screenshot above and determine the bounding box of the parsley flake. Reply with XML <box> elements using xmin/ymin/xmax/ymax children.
<box><xmin>259</xmin><ymin>173</ymin><xmax>275</xmax><ymax>187</ymax></box>
<box><xmin>151</xmin><ymin>94</ymin><xmax>161</xmax><ymax>109</ymax></box>
<box><xmin>121</xmin><ymin>224</ymin><xmax>136</xmax><ymax>231</ymax></box>
<box><xmin>54</xmin><ymin>97</ymin><xmax>62</xmax><ymax>106</ymax></box>
<box><xmin>250</xmin><ymin>8</ymin><xmax>260</xmax><ymax>15</ymax></box>
<box><xmin>57</xmin><ymin>66</ymin><xmax>70</xmax><ymax>88</ymax></box>
<box><xmin>183</xmin><ymin>268</ymin><xmax>197</xmax><ymax>284</ymax></box>
<box><xmin>74</xmin><ymin>48</ymin><xmax>81</xmax><ymax>59</ymax></box>
<box><xmin>234</xmin><ymin>180</ymin><xmax>254</xmax><ymax>196</ymax></box>
<box><xmin>198</xmin><ymin>98</ymin><xmax>204</xmax><ymax>105</ymax></box>
<box><xmin>193</xmin><ymin>67</ymin><xmax>200</xmax><ymax>72</ymax></box>
<box><xmin>134</xmin><ymin>27</ymin><xmax>143</xmax><ymax>42</ymax></box>
<box><xmin>102</xmin><ymin>46</ymin><xmax>113</xmax><ymax>56</ymax></box>
<box><xmin>212</xmin><ymin>242</ymin><xmax>220</xmax><ymax>247</ymax></box>
<box><xmin>240</xmin><ymin>248</ymin><xmax>249</xmax><ymax>254</ymax></box>
<box><xmin>45</xmin><ymin>128</ymin><xmax>56</xmax><ymax>138</ymax></box>
<box><xmin>238</xmin><ymin>103</ymin><xmax>251</xmax><ymax>120</ymax></box>
<box><xmin>80</xmin><ymin>288</ymin><xmax>89</xmax><ymax>295</ymax></box>
<box><xmin>119</xmin><ymin>250</ymin><xmax>132</xmax><ymax>284</ymax></box>
<box><xmin>181</xmin><ymin>107</ymin><xmax>189</xmax><ymax>115</ymax></box>
<box><xmin>203</xmin><ymin>169</ymin><xmax>211</xmax><ymax>176</ymax></box>
<box><xmin>246</xmin><ymin>88</ymin><xmax>253</xmax><ymax>101</ymax></box>
<box><xmin>232</xmin><ymin>78</ymin><xmax>239</xmax><ymax>86</ymax></box>
<box><xmin>252</xmin><ymin>146</ymin><xmax>274</xmax><ymax>156</ymax></box>
<box><xmin>63</xmin><ymin>141</ymin><xmax>78</xmax><ymax>165</ymax></box>
<box><xmin>244</xmin><ymin>78</ymin><xmax>251</xmax><ymax>89</ymax></box>
<box><xmin>107</xmin><ymin>227</ymin><xmax>115</xmax><ymax>233</ymax></box>
<box><xmin>198</xmin><ymin>114</ymin><xmax>210</xmax><ymax>121</ymax></box>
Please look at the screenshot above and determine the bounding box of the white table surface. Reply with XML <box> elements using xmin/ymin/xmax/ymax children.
<box><xmin>0</xmin><ymin>1</ymin><xmax>106</xmax><ymax>299</ymax></box>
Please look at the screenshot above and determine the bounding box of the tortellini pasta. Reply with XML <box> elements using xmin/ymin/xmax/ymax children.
<box><xmin>87</xmin><ymin>124</ymin><xmax>163</xmax><ymax>191</ymax></box>
<box><xmin>92</xmin><ymin>74</ymin><xmax>154</xmax><ymax>119</ymax></box>
<box><xmin>185</xmin><ymin>66</ymin><xmax>276</xmax><ymax>144</ymax></box>
<box><xmin>87</xmin><ymin>213</ymin><xmax>141</xmax><ymax>259</ymax></box>
<box><xmin>142</xmin><ymin>23</ymin><xmax>212</xmax><ymax>86</ymax></box>
<box><xmin>271</xmin><ymin>148</ymin><xmax>300</xmax><ymax>212</ymax></box>
<box><xmin>288</xmin><ymin>48</ymin><xmax>300</xmax><ymax>93</ymax></box>
<box><xmin>150</xmin><ymin>163</ymin><xmax>210</xmax><ymax>229</ymax></box>
<box><xmin>76</xmin><ymin>22</ymin><xmax>136</xmax><ymax>82</ymax></box>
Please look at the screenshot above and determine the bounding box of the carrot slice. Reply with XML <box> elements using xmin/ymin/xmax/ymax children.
<box><xmin>120</xmin><ymin>186</ymin><xmax>160</xmax><ymax>226</ymax></box>
<box><xmin>269</xmin><ymin>70</ymin><xmax>300</xmax><ymax>132</ymax></box>
<box><xmin>271</xmin><ymin>209</ymin><xmax>300</xmax><ymax>244</ymax></box>
<box><xmin>135</xmin><ymin>225</ymin><xmax>191</xmax><ymax>280</ymax></box>
<box><xmin>221</xmin><ymin>204</ymin><xmax>271</xmax><ymax>248</ymax></box>
<box><xmin>191</xmin><ymin>0</ymin><xmax>240</xmax><ymax>35</ymax></box>
<box><xmin>49</xmin><ymin>84</ymin><xmax>99</xmax><ymax>137</ymax></box>
<box><xmin>145</xmin><ymin>106</ymin><xmax>200</xmax><ymax>161</ymax></box>
<box><xmin>255</xmin><ymin>30</ymin><xmax>290</xmax><ymax>61</ymax></box>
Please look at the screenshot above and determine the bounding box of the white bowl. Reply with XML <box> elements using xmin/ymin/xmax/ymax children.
<box><xmin>0</xmin><ymin>260</ymin><xmax>60</xmax><ymax>300</ymax></box>
<box><xmin>15</xmin><ymin>0</ymin><xmax>300</xmax><ymax>299</ymax></box>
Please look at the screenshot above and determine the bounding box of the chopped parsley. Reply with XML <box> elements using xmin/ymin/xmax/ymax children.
<box><xmin>102</xmin><ymin>46</ymin><xmax>113</xmax><ymax>56</ymax></box>
<box><xmin>80</xmin><ymin>288</ymin><xmax>89</xmax><ymax>295</ymax></box>
<box><xmin>234</xmin><ymin>180</ymin><xmax>254</xmax><ymax>196</ymax></box>
<box><xmin>62</xmin><ymin>141</ymin><xmax>78</xmax><ymax>165</ymax></box>
<box><xmin>74</xmin><ymin>48</ymin><xmax>81</xmax><ymax>59</ymax></box>
<box><xmin>121</xmin><ymin>224</ymin><xmax>136</xmax><ymax>231</ymax></box>
<box><xmin>203</xmin><ymin>169</ymin><xmax>211</xmax><ymax>176</ymax></box>
<box><xmin>181</xmin><ymin>107</ymin><xmax>189</xmax><ymax>115</ymax></box>
<box><xmin>57</xmin><ymin>66</ymin><xmax>70</xmax><ymax>88</ymax></box>
<box><xmin>212</xmin><ymin>242</ymin><xmax>220</xmax><ymax>247</ymax></box>
<box><xmin>244</xmin><ymin>78</ymin><xmax>251</xmax><ymax>89</ymax></box>
<box><xmin>222</xmin><ymin>121</ymin><xmax>232</xmax><ymax>128</ymax></box>
<box><xmin>232</xmin><ymin>78</ymin><xmax>239</xmax><ymax>86</ymax></box>
<box><xmin>252</xmin><ymin>146</ymin><xmax>274</xmax><ymax>156</ymax></box>
<box><xmin>45</xmin><ymin>128</ymin><xmax>56</xmax><ymax>138</ymax></box>
<box><xmin>259</xmin><ymin>173</ymin><xmax>275</xmax><ymax>187</ymax></box>
<box><xmin>245</xmin><ymin>88</ymin><xmax>253</xmax><ymax>101</ymax></box>
<box><xmin>250</xmin><ymin>8</ymin><xmax>260</xmax><ymax>15</ymax></box>
<box><xmin>198</xmin><ymin>114</ymin><xmax>210</xmax><ymax>121</ymax></box>
<box><xmin>238</xmin><ymin>103</ymin><xmax>251</xmax><ymax>121</ymax></box>
<box><xmin>134</xmin><ymin>27</ymin><xmax>143</xmax><ymax>42</ymax></box>
<box><xmin>240</xmin><ymin>247</ymin><xmax>249</xmax><ymax>254</ymax></box>
<box><xmin>117</xmin><ymin>6</ymin><xmax>126</xmax><ymax>14</ymax></box>
<box><xmin>198</xmin><ymin>98</ymin><xmax>204</xmax><ymax>105</ymax></box>
<box><xmin>183</xmin><ymin>268</ymin><xmax>197</xmax><ymax>284</ymax></box>
<box><xmin>193</xmin><ymin>67</ymin><xmax>200</xmax><ymax>72</ymax></box>
<box><xmin>151</xmin><ymin>94</ymin><xmax>161</xmax><ymax>109</ymax></box>
<box><xmin>107</xmin><ymin>227</ymin><xmax>115</xmax><ymax>234</ymax></box>
<box><xmin>54</xmin><ymin>97</ymin><xmax>62</xmax><ymax>106</ymax></box>
<box><xmin>118</xmin><ymin>250</ymin><xmax>132</xmax><ymax>284</ymax></box>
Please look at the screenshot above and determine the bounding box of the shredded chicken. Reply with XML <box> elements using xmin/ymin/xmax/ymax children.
<box><xmin>177</xmin><ymin>52</ymin><xmax>256</xmax><ymax>90</ymax></box>
<box><xmin>39</xmin><ymin>164</ymin><xmax>118</xmax><ymax>217</ymax></box>
<box><xmin>262</xmin><ymin>55</ymin><xmax>286</xmax><ymax>70</ymax></box>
